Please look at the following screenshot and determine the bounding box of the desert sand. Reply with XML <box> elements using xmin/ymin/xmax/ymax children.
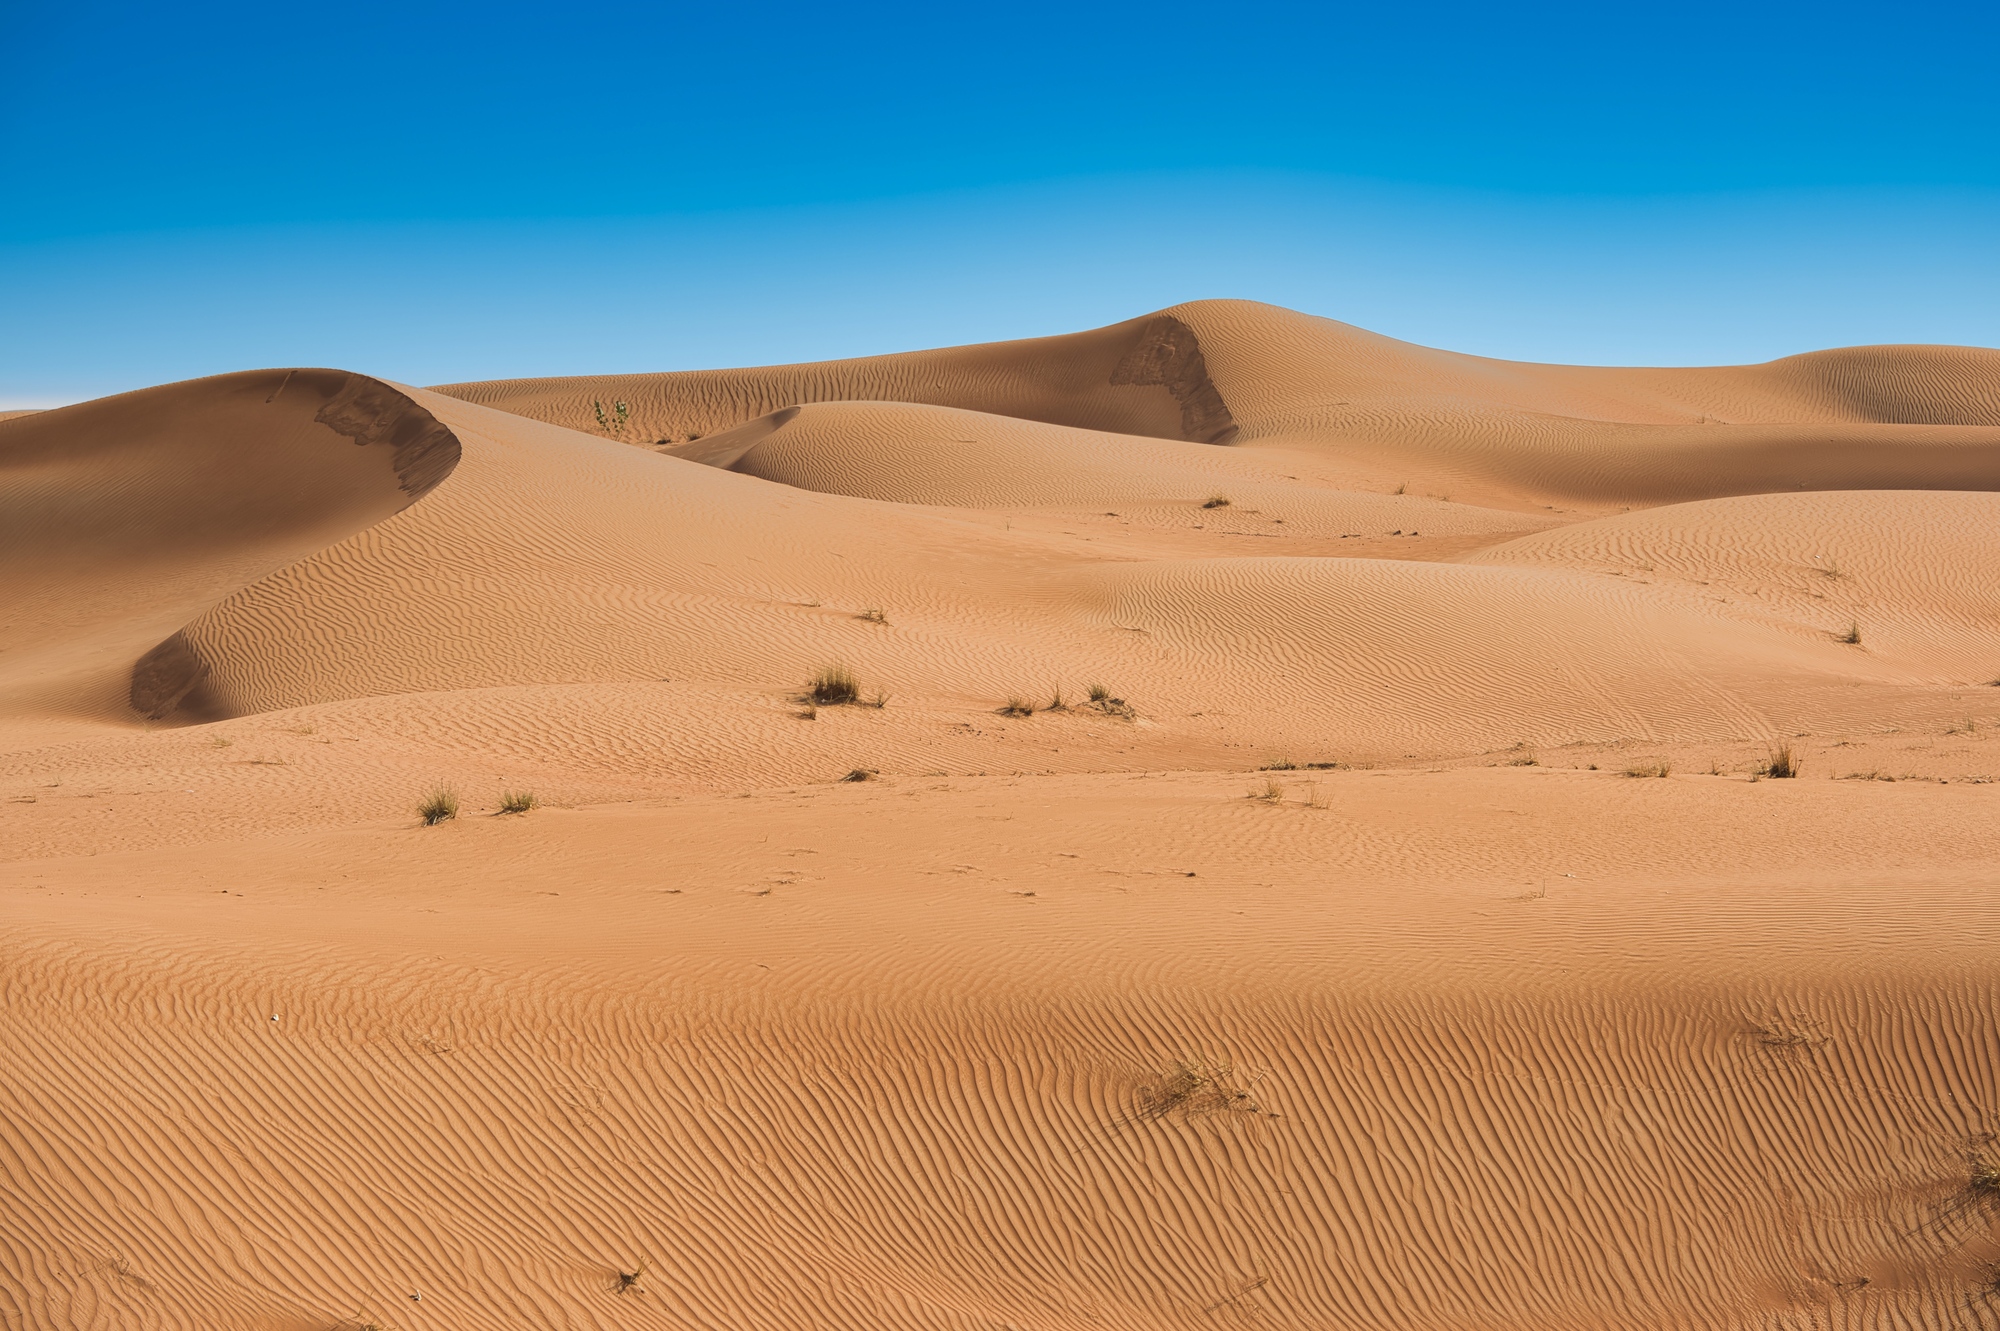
<box><xmin>6</xmin><ymin>299</ymin><xmax>2000</xmax><ymax>1329</ymax></box>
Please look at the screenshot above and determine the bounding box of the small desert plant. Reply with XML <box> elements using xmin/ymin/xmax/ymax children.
<box><xmin>1045</xmin><ymin>687</ymin><xmax>1068</xmax><ymax>712</ymax></box>
<box><xmin>841</xmin><ymin>768</ymin><xmax>876</xmax><ymax>782</ymax></box>
<box><xmin>1623</xmin><ymin>761</ymin><xmax>1671</xmax><ymax>779</ymax></box>
<box><xmin>1506</xmin><ymin>753</ymin><xmax>1538</xmax><ymax>767</ymax></box>
<box><xmin>799</xmin><ymin>702</ymin><xmax>818</xmax><ymax>720</ymax></box>
<box><xmin>497</xmin><ymin>789</ymin><xmax>538</xmax><ymax>814</ymax></box>
<box><xmin>1084</xmin><ymin>683</ymin><xmax>1136</xmax><ymax>718</ymax></box>
<box><xmin>997</xmin><ymin>695</ymin><xmax>1036</xmax><ymax>717</ymax></box>
<box><xmin>1838</xmin><ymin>620</ymin><xmax>1862</xmax><ymax>645</ymax></box>
<box><xmin>1248</xmin><ymin>777</ymin><xmax>1285</xmax><ymax>802</ymax></box>
<box><xmin>1259</xmin><ymin>759</ymin><xmax>1296</xmax><ymax>771</ymax></box>
<box><xmin>209</xmin><ymin>735</ymin><xmax>232</xmax><ymax>748</ymax></box>
<box><xmin>1747</xmin><ymin>1016</ymin><xmax>1825</xmax><ymax>1051</ymax></box>
<box><xmin>857</xmin><ymin>607</ymin><xmax>888</xmax><ymax>625</ymax></box>
<box><xmin>808</xmin><ymin>664</ymin><xmax>860</xmax><ymax>706</ymax></box>
<box><xmin>418</xmin><ymin>787</ymin><xmax>459</xmax><ymax>825</ymax></box>
<box><xmin>1393</xmin><ymin>482</ymin><xmax>1406</xmax><ymax>495</ymax></box>
<box><xmin>1138</xmin><ymin>1059</ymin><xmax>1271</xmax><ymax>1121</ymax></box>
<box><xmin>1764</xmin><ymin>745</ymin><xmax>1800</xmax><ymax>779</ymax></box>
<box><xmin>1201</xmin><ymin>494</ymin><xmax>1231</xmax><ymax>509</ymax></box>
<box><xmin>867</xmin><ymin>691</ymin><xmax>888</xmax><ymax>709</ymax></box>
<box><xmin>616</xmin><ymin>1259</ymin><xmax>649</xmax><ymax>1294</ymax></box>
<box><xmin>592</xmin><ymin>399</ymin><xmax>631</xmax><ymax>434</ymax></box>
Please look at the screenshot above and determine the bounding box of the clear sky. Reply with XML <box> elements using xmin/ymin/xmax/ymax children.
<box><xmin>3</xmin><ymin>0</ymin><xmax>1997</xmax><ymax>404</ymax></box>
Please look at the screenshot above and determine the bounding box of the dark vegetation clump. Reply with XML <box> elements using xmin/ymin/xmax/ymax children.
<box><xmin>808</xmin><ymin>664</ymin><xmax>861</xmax><ymax>706</ymax></box>
<box><xmin>419</xmin><ymin>787</ymin><xmax>459</xmax><ymax>825</ymax></box>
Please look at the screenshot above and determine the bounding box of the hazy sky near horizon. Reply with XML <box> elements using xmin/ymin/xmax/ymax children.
<box><xmin>3</xmin><ymin>0</ymin><xmax>1997</xmax><ymax>403</ymax></box>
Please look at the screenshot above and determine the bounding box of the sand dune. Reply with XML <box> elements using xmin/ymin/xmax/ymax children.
<box><xmin>0</xmin><ymin>369</ymin><xmax>455</xmax><ymax>724</ymax></box>
<box><xmin>7</xmin><ymin>301</ymin><xmax>2000</xmax><ymax>1330</ymax></box>
<box><xmin>435</xmin><ymin>310</ymin><xmax>1241</xmax><ymax>447</ymax></box>
<box><xmin>442</xmin><ymin>299</ymin><xmax>2000</xmax><ymax>510</ymax></box>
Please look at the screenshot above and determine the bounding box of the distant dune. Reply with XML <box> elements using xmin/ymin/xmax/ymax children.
<box><xmin>6</xmin><ymin>301</ymin><xmax>2000</xmax><ymax>1329</ymax></box>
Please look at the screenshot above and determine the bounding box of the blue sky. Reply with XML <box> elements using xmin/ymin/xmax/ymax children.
<box><xmin>3</xmin><ymin>0</ymin><xmax>1997</xmax><ymax>404</ymax></box>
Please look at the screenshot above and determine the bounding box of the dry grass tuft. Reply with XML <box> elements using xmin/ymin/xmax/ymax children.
<box><xmin>418</xmin><ymin>787</ymin><xmax>459</xmax><ymax>825</ymax></box>
<box><xmin>1259</xmin><ymin>759</ymin><xmax>1296</xmax><ymax>771</ymax></box>
<box><xmin>1764</xmin><ymin>744</ymin><xmax>1800</xmax><ymax>779</ymax></box>
<box><xmin>1747</xmin><ymin>1014</ymin><xmax>1826</xmax><ymax>1051</ymax></box>
<box><xmin>808</xmin><ymin>664</ymin><xmax>861</xmax><ymax>706</ymax></box>
<box><xmin>1838</xmin><ymin>620</ymin><xmax>1863</xmax><ymax>645</ymax></box>
<box><xmin>497</xmin><ymin>790</ymin><xmax>537</xmax><ymax>814</ymax></box>
<box><xmin>1248</xmin><ymin>777</ymin><xmax>1286</xmax><ymax>802</ymax></box>
<box><xmin>997</xmin><ymin>695</ymin><xmax>1036</xmax><ymax>717</ymax></box>
<box><xmin>615</xmin><ymin>1259</ymin><xmax>649</xmax><ymax>1294</ymax></box>
<box><xmin>1139</xmin><ymin>1059</ymin><xmax>1273</xmax><ymax>1121</ymax></box>
<box><xmin>1084</xmin><ymin>683</ymin><xmax>1136</xmax><ymax>719</ymax></box>
<box><xmin>841</xmin><ymin>768</ymin><xmax>877</xmax><ymax>782</ymax></box>
<box><xmin>1201</xmin><ymin>494</ymin><xmax>1231</xmax><ymax>509</ymax></box>
<box><xmin>1045</xmin><ymin>687</ymin><xmax>1068</xmax><ymax>712</ymax></box>
<box><xmin>857</xmin><ymin>607</ymin><xmax>888</xmax><ymax>625</ymax></box>
<box><xmin>1622</xmin><ymin>761</ymin><xmax>1671</xmax><ymax>779</ymax></box>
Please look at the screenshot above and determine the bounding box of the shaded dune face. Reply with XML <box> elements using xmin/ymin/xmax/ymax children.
<box><xmin>0</xmin><ymin>369</ymin><xmax>458</xmax><ymax>721</ymax></box>
<box><xmin>441</xmin><ymin>299</ymin><xmax>2000</xmax><ymax>508</ymax></box>
<box><xmin>434</xmin><ymin>312</ymin><xmax>1239</xmax><ymax>446</ymax></box>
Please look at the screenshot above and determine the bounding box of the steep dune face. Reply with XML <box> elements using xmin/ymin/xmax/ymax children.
<box><xmin>1172</xmin><ymin>300</ymin><xmax>2000</xmax><ymax>504</ymax></box>
<box><xmin>434</xmin><ymin>311</ymin><xmax>1238</xmax><ymax>446</ymax></box>
<box><xmin>0</xmin><ymin>370</ymin><xmax>456</xmax><ymax>721</ymax></box>
<box><xmin>1173</xmin><ymin>299</ymin><xmax>2000</xmax><ymax>429</ymax></box>
<box><xmin>438</xmin><ymin>299</ymin><xmax>2000</xmax><ymax>510</ymax></box>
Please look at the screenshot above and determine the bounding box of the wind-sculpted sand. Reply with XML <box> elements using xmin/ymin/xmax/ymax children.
<box><xmin>6</xmin><ymin>300</ymin><xmax>2000</xmax><ymax>1329</ymax></box>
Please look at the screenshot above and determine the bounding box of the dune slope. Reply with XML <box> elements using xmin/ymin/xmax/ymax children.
<box><xmin>0</xmin><ymin>370</ymin><xmax>456</xmax><ymax>724</ymax></box>
<box><xmin>7</xmin><ymin>302</ymin><xmax>2000</xmax><ymax>1331</ymax></box>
